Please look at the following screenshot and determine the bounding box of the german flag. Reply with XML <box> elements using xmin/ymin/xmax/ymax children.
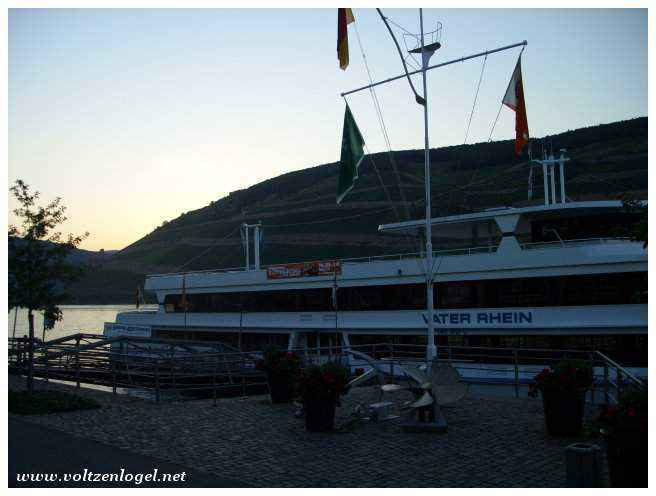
<box><xmin>337</xmin><ymin>8</ymin><xmax>355</xmax><ymax>70</ymax></box>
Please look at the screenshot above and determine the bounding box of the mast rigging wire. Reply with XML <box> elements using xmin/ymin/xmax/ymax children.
<box><xmin>351</xmin><ymin>21</ymin><xmax>413</xmax><ymax>224</ymax></box>
<box><xmin>173</xmin><ymin>223</ymin><xmax>241</xmax><ymax>272</ymax></box>
<box><xmin>464</xmin><ymin>54</ymin><xmax>488</xmax><ymax>145</ymax></box>
<box><xmin>347</xmin><ymin>15</ymin><xmax>424</xmax><ymax>263</ymax></box>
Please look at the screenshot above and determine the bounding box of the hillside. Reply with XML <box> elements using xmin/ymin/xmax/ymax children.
<box><xmin>69</xmin><ymin>117</ymin><xmax>647</xmax><ymax>303</ymax></box>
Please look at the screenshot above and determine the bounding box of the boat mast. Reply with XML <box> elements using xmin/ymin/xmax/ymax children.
<box><xmin>339</xmin><ymin>9</ymin><xmax>527</xmax><ymax>363</ymax></box>
<box><xmin>419</xmin><ymin>8</ymin><xmax>437</xmax><ymax>361</ymax></box>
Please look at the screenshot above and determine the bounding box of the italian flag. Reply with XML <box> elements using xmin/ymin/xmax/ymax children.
<box><xmin>503</xmin><ymin>55</ymin><xmax>529</xmax><ymax>156</ymax></box>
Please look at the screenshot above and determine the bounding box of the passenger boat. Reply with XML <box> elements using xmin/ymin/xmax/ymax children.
<box><xmin>107</xmin><ymin>180</ymin><xmax>647</xmax><ymax>366</ymax></box>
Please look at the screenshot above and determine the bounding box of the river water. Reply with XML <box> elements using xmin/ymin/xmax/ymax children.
<box><xmin>7</xmin><ymin>305</ymin><xmax>158</xmax><ymax>341</ymax></box>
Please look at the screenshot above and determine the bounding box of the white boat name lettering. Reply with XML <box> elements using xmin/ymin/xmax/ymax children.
<box><xmin>421</xmin><ymin>311</ymin><xmax>533</xmax><ymax>325</ymax></box>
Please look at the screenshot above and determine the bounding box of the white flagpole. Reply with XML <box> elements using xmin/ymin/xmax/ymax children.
<box><xmin>420</xmin><ymin>8</ymin><xmax>437</xmax><ymax>361</ymax></box>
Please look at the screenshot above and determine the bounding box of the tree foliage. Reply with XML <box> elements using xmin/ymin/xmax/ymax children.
<box><xmin>622</xmin><ymin>195</ymin><xmax>647</xmax><ymax>248</ymax></box>
<box><xmin>8</xmin><ymin>179</ymin><xmax>89</xmax><ymax>329</ymax></box>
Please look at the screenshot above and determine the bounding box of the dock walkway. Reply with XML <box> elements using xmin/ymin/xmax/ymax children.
<box><xmin>8</xmin><ymin>375</ymin><xmax>607</xmax><ymax>487</ymax></box>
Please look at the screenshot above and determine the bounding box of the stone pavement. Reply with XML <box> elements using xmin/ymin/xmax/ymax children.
<box><xmin>8</xmin><ymin>375</ymin><xmax>606</xmax><ymax>487</ymax></box>
<box><xmin>9</xmin><ymin>417</ymin><xmax>247</xmax><ymax>487</ymax></box>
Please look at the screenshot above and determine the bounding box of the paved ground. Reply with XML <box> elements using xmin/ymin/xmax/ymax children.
<box><xmin>9</xmin><ymin>417</ymin><xmax>247</xmax><ymax>487</ymax></box>
<box><xmin>8</xmin><ymin>375</ymin><xmax>607</xmax><ymax>487</ymax></box>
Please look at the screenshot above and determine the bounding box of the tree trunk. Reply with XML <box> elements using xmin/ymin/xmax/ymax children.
<box><xmin>27</xmin><ymin>309</ymin><xmax>34</xmax><ymax>394</ymax></box>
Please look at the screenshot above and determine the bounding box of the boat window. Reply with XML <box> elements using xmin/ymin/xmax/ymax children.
<box><xmin>161</xmin><ymin>271</ymin><xmax>645</xmax><ymax>313</ymax></box>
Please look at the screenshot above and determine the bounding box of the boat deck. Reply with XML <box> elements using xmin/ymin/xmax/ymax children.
<box><xmin>146</xmin><ymin>236</ymin><xmax>636</xmax><ymax>279</ymax></box>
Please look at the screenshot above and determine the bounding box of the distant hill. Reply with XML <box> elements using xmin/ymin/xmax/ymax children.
<box><xmin>8</xmin><ymin>237</ymin><xmax>117</xmax><ymax>265</ymax></box>
<box><xmin>69</xmin><ymin>116</ymin><xmax>647</xmax><ymax>303</ymax></box>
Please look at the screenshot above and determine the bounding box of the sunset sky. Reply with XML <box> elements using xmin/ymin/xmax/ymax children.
<box><xmin>8</xmin><ymin>8</ymin><xmax>648</xmax><ymax>251</ymax></box>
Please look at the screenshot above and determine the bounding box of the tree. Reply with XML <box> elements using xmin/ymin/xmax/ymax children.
<box><xmin>8</xmin><ymin>180</ymin><xmax>89</xmax><ymax>394</ymax></box>
<box><xmin>622</xmin><ymin>195</ymin><xmax>647</xmax><ymax>248</ymax></box>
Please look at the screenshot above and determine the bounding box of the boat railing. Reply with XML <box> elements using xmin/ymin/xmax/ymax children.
<box><xmin>146</xmin><ymin>245</ymin><xmax>499</xmax><ymax>279</ymax></box>
<box><xmin>520</xmin><ymin>236</ymin><xmax>633</xmax><ymax>251</ymax></box>
<box><xmin>289</xmin><ymin>342</ymin><xmax>645</xmax><ymax>404</ymax></box>
<box><xmin>10</xmin><ymin>334</ymin><xmax>644</xmax><ymax>405</ymax></box>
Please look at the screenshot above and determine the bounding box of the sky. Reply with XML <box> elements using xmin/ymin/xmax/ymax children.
<box><xmin>8</xmin><ymin>8</ymin><xmax>648</xmax><ymax>251</ymax></box>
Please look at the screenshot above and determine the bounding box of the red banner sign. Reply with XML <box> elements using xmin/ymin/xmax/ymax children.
<box><xmin>266</xmin><ymin>260</ymin><xmax>342</xmax><ymax>279</ymax></box>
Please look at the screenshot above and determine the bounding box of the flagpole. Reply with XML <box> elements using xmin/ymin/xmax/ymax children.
<box><xmin>420</xmin><ymin>8</ymin><xmax>437</xmax><ymax>362</ymax></box>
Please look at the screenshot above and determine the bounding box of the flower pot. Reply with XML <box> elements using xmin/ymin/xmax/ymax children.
<box><xmin>605</xmin><ymin>427</ymin><xmax>648</xmax><ymax>487</ymax></box>
<box><xmin>266</xmin><ymin>370</ymin><xmax>295</xmax><ymax>404</ymax></box>
<box><xmin>304</xmin><ymin>396</ymin><xmax>337</xmax><ymax>432</ymax></box>
<box><xmin>541</xmin><ymin>389</ymin><xmax>586</xmax><ymax>436</ymax></box>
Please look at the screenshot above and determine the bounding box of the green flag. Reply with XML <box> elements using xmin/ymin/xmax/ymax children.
<box><xmin>337</xmin><ymin>104</ymin><xmax>365</xmax><ymax>204</ymax></box>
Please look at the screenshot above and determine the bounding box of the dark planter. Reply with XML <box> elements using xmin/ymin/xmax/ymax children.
<box><xmin>266</xmin><ymin>370</ymin><xmax>295</xmax><ymax>404</ymax></box>
<box><xmin>606</xmin><ymin>427</ymin><xmax>648</xmax><ymax>487</ymax></box>
<box><xmin>541</xmin><ymin>389</ymin><xmax>586</xmax><ymax>436</ymax></box>
<box><xmin>304</xmin><ymin>396</ymin><xmax>337</xmax><ymax>432</ymax></box>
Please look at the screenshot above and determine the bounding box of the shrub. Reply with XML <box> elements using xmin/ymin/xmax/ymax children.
<box><xmin>298</xmin><ymin>362</ymin><xmax>350</xmax><ymax>403</ymax></box>
<box><xmin>596</xmin><ymin>388</ymin><xmax>647</xmax><ymax>436</ymax></box>
<box><xmin>9</xmin><ymin>390</ymin><xmax>101</xmax><ymax>415</ymax></box>
<box><xmin>255</xmin><ymin>345</ymin><xmax>301</xmax><ymax>374</ymax></box>
<box><xmin>528</xmin><ymin>359</ymin><xmax>593</xmax><ymax>397</ymax></box>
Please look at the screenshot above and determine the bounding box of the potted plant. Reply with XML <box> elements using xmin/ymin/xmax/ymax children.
<box><xmin>256</xmin><ymin>346</ymin><xmax>301</xmax><ymax>404</ymax></box>
<box><xmin>528</xmin><ymin>359</ymin><xmax>593</xmax><ymax>436</ymax></box>
<box><xmin>596</xmin><ymin>389</ymin><xmax>647</xmax><ymax>487</ymax></box>
<box><xmin>298</xmin><ymin>362</ymin><xmax>350</xmax><ymax>432</ymax></box>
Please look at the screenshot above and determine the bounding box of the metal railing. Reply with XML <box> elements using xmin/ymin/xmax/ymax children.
<box><xmin>521</xmin><ymin>237</ymin><xmax>633</xmax><ymax>251</ymax></box>
<box><xmin>9</xmin><ymin>335</ymin><xmax>645</xmax><ymax>405</ymax></box>
<box><xmin>8</xmin><ymin>334</ymin><xmax>269</xmax><ymax>404</ymax></box>
<box><xmin>145</xmin><ymin>236</ymin><xmax>637</xmax><ymax>280</ymax></box>
<box><xmin>144</xmin><ymin>235</ymin><xmax>638</xmax><ymax>280</ymax></box>
<box><xmin>146</xmin><ymin>245</ymin><xmax>499</xmax><ymax>279</ymax></box>
<box><xmin>283</xmin><ymin>342</ymin><xmax>645</xmax><ymax>405</ymax></box>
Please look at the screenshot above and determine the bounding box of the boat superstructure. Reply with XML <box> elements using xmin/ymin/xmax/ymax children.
<box><xmin>110</xmin><ymin>197</ymin><xmax>647</xmax><ymax>364</ymax></box>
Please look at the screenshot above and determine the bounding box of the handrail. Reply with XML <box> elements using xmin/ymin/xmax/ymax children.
<box><xmin>594</xmin><ymin>350</ymin><xmax>644</xmax><ymax>388</ymax></box>
<box><xmin>145</xmin><ymin>235</ymin><xmax>635</xmax><ymax>279</ymax></box>
<box><xmin>146</xmin><ymin>245</ymin><xmax>499</xmax><ymax>279</ymax></box>
<box><xmin>9</xmin><ymin>334</ymin><xmax>645</xmax><ymax>405</ymax></box>
<box><xmin>521</xmin><ymin>237</ymin><xmax>633</xmax><ymax>250</ymax></box>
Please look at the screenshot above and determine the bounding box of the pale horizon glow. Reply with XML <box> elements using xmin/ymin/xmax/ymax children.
<box><xmin>9</xmin><ymin>8</ymin><xmax>648</xmax><ymax>250</ymax></box>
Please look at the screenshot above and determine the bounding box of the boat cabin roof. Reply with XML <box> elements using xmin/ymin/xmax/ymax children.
<box><xmin>378</xmin><ymin>200</ymin><xmax>630</xmax><ymax>234</ymax></box>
